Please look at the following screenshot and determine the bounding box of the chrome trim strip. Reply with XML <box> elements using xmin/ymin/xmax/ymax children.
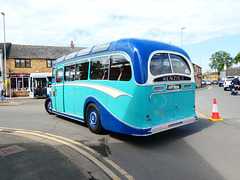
<box><xmin>149</xmin><ymin>89</ymin><xmax>194</xmax><ymax>101</ymax></box>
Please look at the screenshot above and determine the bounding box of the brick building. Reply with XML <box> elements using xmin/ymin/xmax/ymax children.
<box><xmin>192</xmin><ymin>63</ymin><xmax>202</xmax><ymax>88</ymax></box>
<box><xmin>0</xmin><ymin>43</ymin><xmax>84</xmax><ymax>96</ymax></box>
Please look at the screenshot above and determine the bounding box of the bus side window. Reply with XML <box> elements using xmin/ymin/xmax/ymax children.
<box><xmin>110</xmin><ymin>55</ymin><xmax>131</xmax><ymax>81</ymax></box>
<box><xmin>65</xmin><ymin>65</ymin><xmax>75</xmax><ymax>81</ymax></box>
<box><xmin>90</xmin><ymin>56</ymin><xmax>109</xmax><ymax>80</ymax></box>
<box><xmin>56</xmin><ymin>69</ymin><xmax>63</xmax><ymax>83</ymax></box>
<box><xmin>75</xmin><ymin>60</ymin><xmax>89</xmax><ymax>80</ymax></box>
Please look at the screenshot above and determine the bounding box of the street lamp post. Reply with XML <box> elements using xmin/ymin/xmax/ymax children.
<box><xmin>181</xmin><ymin>27</ymin><xmax>186</xmax><ymax>48</ymax></box>
<box><xmin>1</xmin><ymin>12</ymin><xmax>7</xmax><ymax>96</ymax></box>
<box><xmin>200</xmin><ymin>50</ymin><xmax>203</xmax><ymax>66</ymax></box>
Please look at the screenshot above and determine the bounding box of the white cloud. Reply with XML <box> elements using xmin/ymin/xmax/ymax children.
<box><xmin>0</xmin><ymin>0</ymin><xmax>240</xmax><ymax>47</ymax></box>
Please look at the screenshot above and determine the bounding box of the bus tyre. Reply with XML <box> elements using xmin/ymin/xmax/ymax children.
<box><xmin>85</xmin><ymin>103</ymin><xmax>103</xmax><ymax>134</ymax></box>
<box><xmin>45</xmin><ymin>97</ymin><xmax>53</xmax><ymax>115</ymax></box>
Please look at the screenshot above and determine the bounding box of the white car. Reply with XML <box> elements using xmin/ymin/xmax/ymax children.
<box><xmin>206</xmin><ymin>80</ymin><xmax>211</xmax><ymax>85</ymax></box>
<box><xmin>224</xmin><ymin>76</ymin><xmax>235</xmax><ymax>91</ymax></box>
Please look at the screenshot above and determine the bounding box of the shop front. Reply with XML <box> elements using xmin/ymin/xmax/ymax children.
<box><xmin>9</xmin><ymin>73</ymin><xmax>30</xmax><ymax>96</ymax></box>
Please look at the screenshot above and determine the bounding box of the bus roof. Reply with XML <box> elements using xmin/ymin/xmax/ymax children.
<box><xmin>53</xmin><ymin>38</ymin><xmax>192</xmax><ymax>84</ymax></box>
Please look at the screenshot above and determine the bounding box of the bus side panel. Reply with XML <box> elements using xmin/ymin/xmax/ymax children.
<box><xmin>105</xmin><ymin>84</ymin><xmax>150</xmax><ymax>129</ymax></box>
<box><xmin>84</xmin><ymin>96</ymin><xmax>151</xmax><ymax>135</ymax></box>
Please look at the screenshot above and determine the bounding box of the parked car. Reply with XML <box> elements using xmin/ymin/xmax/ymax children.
<box><xmin>206</xmin><ymin>80</ymin><xmax>211</xmax><ymax>85</ymax></box>
<box><xmin>212</xmin><ymin>80</ymin><xmax>218</xmax><ymax>85</ymax></box>
<box><xmin>224</xmin><ymin>76</ymin><xmax>235</xmax><ymax>91</ymax></box>
<box><xmin>219</xmin><ymin>80</ymin><xmax>224</xmax><ymax>87</ymax></box>
<box><xmin>202</xmin><ymin>80</ymin><xmax>206</xmax><ymax>85</ymax></box>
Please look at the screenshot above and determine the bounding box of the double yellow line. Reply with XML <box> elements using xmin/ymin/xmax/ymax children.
<box><xmin>0</xmin><ymin>127</ymin><xmax>134</xmax><ymax>180</ymax></box>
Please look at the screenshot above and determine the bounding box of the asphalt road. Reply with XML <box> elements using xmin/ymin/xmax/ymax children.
<box><xmin>0</xmin><ymin>86</ymin><xmax>240</xmax><ymax>180</ymax></box>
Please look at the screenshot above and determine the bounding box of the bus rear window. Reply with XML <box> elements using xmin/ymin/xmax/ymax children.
<box><xmin>170</xmin><ymin>54</ymin><xmax>190</xmax><ymax>75</ymax></box>
<box><xmin>150</xmin><ymin>53</ymin><xmax>171</xmax><ymax>76</ymax></box>
<box><xmin>150</xmin><ymin>53</ymin><xmax>191</xmax><ymax>76</ymax></box>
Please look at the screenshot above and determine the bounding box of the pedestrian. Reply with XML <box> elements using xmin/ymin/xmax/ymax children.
<box><xmin>0</xmin><ymin>81</ymin><xmax>7</xmax><ymax>102</ymax></box>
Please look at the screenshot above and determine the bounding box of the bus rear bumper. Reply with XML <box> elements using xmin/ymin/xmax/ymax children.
<box><xmin>149</xmin><ymin>116</ymin><xmax>197</xmax><ymax>135</ymax></box>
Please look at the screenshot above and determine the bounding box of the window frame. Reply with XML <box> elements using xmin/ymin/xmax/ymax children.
<box><xmin>75</xmin><ymin>60</ymin><xmax>89</xmax><ymax>81</ymax></box>
<box><xmin>64</xmin><ymin>65</ymin><xmax>75</xmax><ymax>81</ymax></box>
<box><xmin>47</xmin><ymin>60</ymin><xmax>54</xmax><ymax>68</ymax></box>
<box><xmin>149</xmin><ymin>52</ymin><xmax>191</xmax><ymax>77</ymax></box>
<box><xmin>15</xmin><ymin>59</ymin><xmax>31</xmax><ymax>68</ymax></box>
<box><xmin>90</xmin><ymin>56</ymin><xmax>110</xmax><ymax>80</ymax></box>
<box><xmin>56</xmin><ymin>68</ymin><xmax>63</xmax><ymax>83</ymax></box>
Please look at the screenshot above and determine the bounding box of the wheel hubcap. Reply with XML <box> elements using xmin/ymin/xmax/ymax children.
<box><xmin>48</xmin><ymin>101</ymin><xmax>52</xmax><ymax>111</ymax></box>
<box><xmin>89</xmin><ymin>110</ymin><xmax>98</xmax><ymax>128</ymax></box>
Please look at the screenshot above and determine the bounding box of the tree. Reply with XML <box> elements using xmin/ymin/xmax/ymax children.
<box><xmin>209</xmin><ymin>51</ymin><xmax>233</xmax><ymax>75</ymax></box>
<box><xmin>234</xmin><ymin>52</ymin><xmax>240</xmax><ymax>64</ymax></box>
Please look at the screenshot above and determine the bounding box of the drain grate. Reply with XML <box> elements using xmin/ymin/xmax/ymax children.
<box><xmin>0</xmin><ymin>145</ymin><xmax>26</xmax><ymax>157</ymax></box>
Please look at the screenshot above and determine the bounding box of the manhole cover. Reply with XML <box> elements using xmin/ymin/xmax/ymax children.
<box><xmin>0</xmin><ymin>145</ymin><xmax>26</xmax><ymax>156</ymax></box>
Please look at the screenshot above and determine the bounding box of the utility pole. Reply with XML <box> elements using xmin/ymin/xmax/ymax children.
<box><xmin>181</xmin><ymin>27</ymin><xmax>186</xmax><ymax>48</ymax></box>
<box><xmin>1</xmin><ymin>12</ymin><xmax>8</xmax><ymax>96</ymax></box>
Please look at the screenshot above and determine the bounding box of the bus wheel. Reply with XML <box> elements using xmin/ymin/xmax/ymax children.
<box><xmin>85</xmin><ymin>103</ymin><xmax>103</xmax><ymax>134</ymax></box>
<box><xmin>45</xmin><ymin>97</ymin><xmax>53</xmax><ymax>115</ymax></box>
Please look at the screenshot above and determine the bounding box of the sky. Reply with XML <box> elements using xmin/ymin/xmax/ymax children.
<box><xmin>0</xmin><ymin>0</ymin><xmax>240</xmax><ymax>73</ymax></box>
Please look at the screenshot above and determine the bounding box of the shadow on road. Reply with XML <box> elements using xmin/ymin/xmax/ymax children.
<box><xmin>109</xmin><ymin>117</ymin><xmax>213</xmax><ymax>147</ymax></box>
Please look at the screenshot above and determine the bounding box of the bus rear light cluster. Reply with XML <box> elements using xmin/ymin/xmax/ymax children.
<box><xmin>146</xmin><ymin>114</ymin><xmax>150</xmax><ymax>121</ymax></box>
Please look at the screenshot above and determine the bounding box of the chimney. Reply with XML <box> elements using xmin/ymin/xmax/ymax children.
<box><xmin>70</xmin><ymin>41</ymin><xmax>74</xmax><ymax>47</ymax></box>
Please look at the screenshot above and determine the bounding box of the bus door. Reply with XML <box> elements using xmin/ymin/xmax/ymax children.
<box><xmin>150</xmin><ymin>92</ymin><xmax>174</xmax><ymax>125</ymax></box>
<box><xmin>54</xmin><ymin>68</ymin><xmax>64</xmax><ymax>112</ymax></box>
<box><xmin>174</xmin><ymin>89</ymin><xmax>195</xmax><ymax>120</ymax></box>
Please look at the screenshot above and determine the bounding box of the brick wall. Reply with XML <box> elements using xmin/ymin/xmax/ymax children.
<box><xmin>7</xmin><ymin>58</ymin><xmax>52</xmax><ymax>74</ymax></box>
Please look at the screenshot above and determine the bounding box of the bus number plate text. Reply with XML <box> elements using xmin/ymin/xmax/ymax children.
<box><xmin>167</xmin><ymin>84</ymin><xmax>181</xmax><ymax>91</ymax></box>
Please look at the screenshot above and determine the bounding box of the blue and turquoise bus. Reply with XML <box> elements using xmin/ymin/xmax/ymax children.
<box><xmin>45</xmin><ymin>38</ymin><xmax>197</xmax><ymax>136</ymax></box>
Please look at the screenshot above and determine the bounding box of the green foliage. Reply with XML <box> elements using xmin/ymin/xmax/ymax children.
<box><xmin>209</xmin><ymin>51</ymin><xmax>233</xmax><ymax>75</ymax></box>
<box><xmin>234</xmin><ymin>52</ymin><xmax>240</xmax><ymax>64</ymax></box>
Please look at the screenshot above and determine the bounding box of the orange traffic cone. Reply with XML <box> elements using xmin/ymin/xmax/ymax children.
<box><xmin>208</xmin><ymin>98</ymin><xmax>223</xmax><ymax>121</ymax></box>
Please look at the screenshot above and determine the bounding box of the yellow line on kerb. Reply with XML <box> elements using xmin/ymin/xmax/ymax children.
<box><xmin>45</xmin><ymin>133</ymin><xmax>134</xmax><ymax>180</ymax></box>
<box><xmin>0</xmin><ymin>127</ymin><xmax>134</xmax><ymax>180</ymax></box>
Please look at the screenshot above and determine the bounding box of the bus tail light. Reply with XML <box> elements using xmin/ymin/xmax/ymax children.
<box><xmin>146</xmin><ymin>114</ymin><xmax>150</xmax><ymax>121</ymax></box>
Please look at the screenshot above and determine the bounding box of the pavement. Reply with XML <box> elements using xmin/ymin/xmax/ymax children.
<box><xmin>0</xmin><ymin>127</ymin><xmax>116</xmax><ymax>180</ymax></box>
<box><xmin>0</xmin><ymin>132</ymin><xmax>87</xmax><ymax>180</ymax></box>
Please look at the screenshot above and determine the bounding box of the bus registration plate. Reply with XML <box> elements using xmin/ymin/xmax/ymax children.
<box><xmin>167</xmin><ymin>84</ymin><xmax>181</xmax><ymax>91</ymax></box>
